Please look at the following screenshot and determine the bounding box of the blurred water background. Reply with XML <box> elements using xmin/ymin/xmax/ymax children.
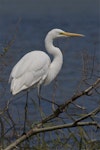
<box><xmin>0</xmin><ymin>0</ymin><xmax>100</xmax><ymax>142</ymax></box>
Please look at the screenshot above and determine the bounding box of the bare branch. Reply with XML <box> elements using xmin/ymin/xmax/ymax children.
<box><xmin>4</xmin><ymin>78</ymin><xmax>100</xmax><ymax>150</ymax></box>
<box><xmin>4</xmin><ymin>121</ymin><xmax>99</xmax><ymax>150</ymax></box>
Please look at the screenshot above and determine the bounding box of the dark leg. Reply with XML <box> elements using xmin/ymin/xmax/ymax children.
<box><xmin>37</xmin><ymin>85</ymin><xmax>44</xmax><ymax>120</ymax></box>
<box><xmin>38</xmin><ymin>85</ymin><xmax>42</xmax><ymax>107</ymax></box>
<box><xmin>37</xmin><ymin>85</ymin><xmax>59</xmax><ymax>107</ymax></box>
<box><xmin>23</xmin><ymin>91</ymin><xmax>28</xmax><ymax>134</ymax></box>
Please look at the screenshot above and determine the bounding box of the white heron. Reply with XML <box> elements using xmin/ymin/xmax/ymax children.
<box><xmin>9</xmin><ymin>28</ymin><xmax>84</xmax><ymax>97</ymax></box>
<box><xmin>9</xmin><ymin>28</ymin><xmax>84</xmax><ymax>132</ymax></box>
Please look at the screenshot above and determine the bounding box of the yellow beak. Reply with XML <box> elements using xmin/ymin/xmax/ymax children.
<box><xmin>62</xmin><ymin>31</ymin><xmax>85</xmax><ymax>37</ymax></box>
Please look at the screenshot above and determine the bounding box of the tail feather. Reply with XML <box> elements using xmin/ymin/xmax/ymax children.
<box><xmin>10</xmin><ymin>78</ymin><xmax>27</xmax><ymax>95</ymax></box>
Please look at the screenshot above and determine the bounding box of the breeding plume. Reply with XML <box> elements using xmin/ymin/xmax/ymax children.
<box><xmin>9</xmin><ymin>29</ymin><xmax>84</xmax><ymax>95</ymax></box>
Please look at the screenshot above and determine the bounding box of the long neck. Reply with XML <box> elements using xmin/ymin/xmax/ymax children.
<box><xmin>44</xmin><ymin>36</ymin><xmax>63</xmax><ymax>85</ymax></box>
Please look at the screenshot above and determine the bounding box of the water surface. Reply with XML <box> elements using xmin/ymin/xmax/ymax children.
<box><xmin>0</xmin><ymin>0</ymin><xmax>100</xmax><ymax>142</ymax></box>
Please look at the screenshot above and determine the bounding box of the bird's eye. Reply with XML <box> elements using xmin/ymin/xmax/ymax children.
<box><xmin>59</xmin><ymin>32</ymin><xmax>65</xmax><ymax>36</ymax></box>
<box><xmin>60</xmin><ymin>32</ymin><xmax>63</xmax><ymax>35</ymax></box>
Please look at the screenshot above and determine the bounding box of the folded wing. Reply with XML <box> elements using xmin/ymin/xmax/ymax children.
<box><xmin>9</xmin><ymin>51</ymin><xmax>51</xmax><ymax>95</ymax></box>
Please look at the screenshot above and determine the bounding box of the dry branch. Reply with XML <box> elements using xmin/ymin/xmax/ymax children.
<box><xmin>4</xmin><ymin>121</ymin><xmax>99</xmax><ymax>150</ymax></box>
<box><xmin>4</xmin><ymin>78</ymin><xmax>100</xmax><ymax>150</ymax></box>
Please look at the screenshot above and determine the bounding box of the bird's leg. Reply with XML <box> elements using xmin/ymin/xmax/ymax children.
<box><xmin>38</xmin><ymin>85</ymin><xmax>59</xmax><ymax>107</ymax></box>
<box><xmin>38</xmin><ymin>85</ymin><xmax>42</xmax><ymax>107</ymax></box>
<box><xmin>37</xmin><ymin>85</ymin><xmax>45</xmax><ymax>120</ymax></box>
<box><xmin>23</xmin><ymin>91</ymin><xmax>29</xmax><ymax>134</ymax></box>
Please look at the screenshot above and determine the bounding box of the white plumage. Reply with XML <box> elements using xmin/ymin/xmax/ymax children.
<box><xmin>9</xmin><ymin>51</ymin><xmax>51</xmax><ymax>95</ymax></box>
<box><xmin>9</xmin><ymin>28</ymin><xmax>84</xmax><ymax>95</ymax></box>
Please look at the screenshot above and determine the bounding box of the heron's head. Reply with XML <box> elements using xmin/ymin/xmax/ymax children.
<box><xmin>47</xmin><ymin>28</ymin><xmax>84</xmax><ymax>39</ymax></box>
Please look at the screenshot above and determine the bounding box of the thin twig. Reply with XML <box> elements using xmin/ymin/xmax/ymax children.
<box><xmin>4</xmin><ymin>120</ymin><xmax>99</xmax><ymax>150</ymax></box>
<box><xmin>4</xmin><ymin>78</ymin><xmax>100</xmax><ymax>150</ymax></box>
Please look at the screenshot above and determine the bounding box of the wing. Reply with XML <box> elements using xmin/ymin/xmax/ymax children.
<box><xmin>9</xmin><ymin>51</ymin><xmax>51</xmax><ymax>95</ymax></box>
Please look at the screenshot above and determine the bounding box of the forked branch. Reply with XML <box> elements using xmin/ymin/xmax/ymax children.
<box><xmin>4</xmin><ymin>78</ymin><xmax>100</xmax><ymax>150</ymax></box>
